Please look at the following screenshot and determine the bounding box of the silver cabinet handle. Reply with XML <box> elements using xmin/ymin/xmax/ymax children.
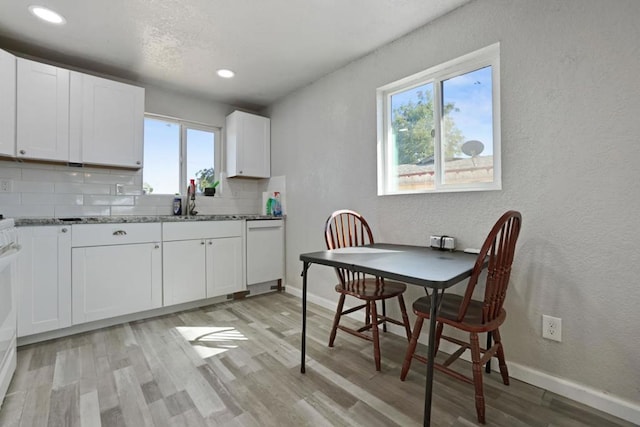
<box><xmin>61</xmin><ymin>228</ymin><xmax>68</xmax><ymax>233</ymax></box>
<box><xmin>154</xmin><ymin>244</ymin><xmax>160</xmax><ymax>249</ymax></box>
<box><xmin>208</xmin><ymin>241</ymin><xmax>212</xmax><ymax>245</ymax></box>
<box><xmin>200</xmin><ymin>241</ymin><xmax>205</xmax><ymax>245</ymax></box>
<box><xmin>136</xmin><ymin>161</ymin><xmax>141</xmax><ymax>165</ymax></box>
<box><xmin>19</xmin><ymin>149</ymin><xmax>26</xmax><ymax>155</ymax></box>
<box><xmin>113</xmin><ymin>230</ymin><xmax>127</xmax><ymax>236</ymax></box>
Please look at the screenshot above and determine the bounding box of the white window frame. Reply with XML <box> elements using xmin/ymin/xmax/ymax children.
<box><xmin>376</xmin><ymin>43</ymin><xmax>501</xmax><ymax>195</ymax></box>
<box><xmin>143</xmin><ymin>113</ymin><xmax>222</xmax><ymax>196</ymax></box>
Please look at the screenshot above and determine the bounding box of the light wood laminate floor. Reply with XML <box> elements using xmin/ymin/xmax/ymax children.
<box><xmin>0</xmin><ymin>292</ymin><xmax>633</xmax><ymax>426</ymax></box>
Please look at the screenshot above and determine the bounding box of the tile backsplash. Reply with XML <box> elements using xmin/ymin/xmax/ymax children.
<box><xmin>0</xmin><ymin>159</ymin><xmax>264</xmax><ymax>218</ymax></box>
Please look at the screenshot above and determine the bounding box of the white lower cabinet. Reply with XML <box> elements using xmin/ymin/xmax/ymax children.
<box><xmin>16</xmin><ymin>219</ymin><xmax>251</xmax><ymax>338</ymax></box>
<box><xmin>163</xmin><ymin>239</ymin><xmax>207</xmax><ymax>305</ymax></box>
<box><xmin>71</xmin><ymin>223</ymin><xmax>162</xmax><ymax>324</ymax></box>
<box><xmin>163</xmin><ymin>221</ymin><xmax>244</xmax><ymax>306</ymax></box>
<box><xmin>17</xmin><ymin>226</ymin><xmax>71</xmax><ymax>337</ymax></box>
<box><xmin>206</xmin><ymin>236</ymin><xmax>244</xmax><ymax>297</ymax></box>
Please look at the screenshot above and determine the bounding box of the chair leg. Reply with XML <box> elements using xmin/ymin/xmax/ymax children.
<box><xmin>382</xmin><ymin>300</ymin><xmax>387</xmax><ymax>332</ymax></box>
<box><xmin>365</xmin><ymin>300</ymin><xmax>371</xmax><ymax>326</ymax></box>
<box><xmin>470</xmin><ymin>332</ymin><xmax>486</xmax><ymax>424</ymax></box>
<box><xmin>397</xmin><ymin>294</ymin><xmax>412</xmax><ymax>341</ymax></box>
<box><xmin>329</xmin><ymin>294</ymin><xmax>346</xmax><ymax>347</ymax></box>
<box><xmin>492</xmin><ymin>328</ymin><xmax>510</xmax><ymax>385</ymax></box>
<box><xmin>370</xmin><ymin>300</ymin><xmax>381</xmax><ymax>371</ymax></box>
<box><xmin>400</xmin><ymin>316</ymin><xmax>424</xmax><ymax>381</ymax></box>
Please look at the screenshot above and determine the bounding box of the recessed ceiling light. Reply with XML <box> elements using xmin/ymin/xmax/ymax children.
<box><xmin>217</xmin><ymin>69</ymin><xmax>235</xmax><ymax>79</ymax></box>
<box><xmin>29</xmin><ymin>5</ymin><xmax>66</xmax><ymax>25</ymax></box>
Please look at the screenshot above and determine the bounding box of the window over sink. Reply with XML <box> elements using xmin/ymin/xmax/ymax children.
<box><xmin>142</xmin><ymin>115</ymin><xmax>221</xmax><ymax>195</ymax></box>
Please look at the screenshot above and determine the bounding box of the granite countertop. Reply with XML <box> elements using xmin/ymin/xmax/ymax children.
<box><xmin>15</xmin><ymin>215</ymin><xmax>283</xmax><ymax>226</ymax></box>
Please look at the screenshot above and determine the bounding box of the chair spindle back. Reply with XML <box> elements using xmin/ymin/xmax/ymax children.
<box><xmin>325</xmin><ymin>210</ymin><xmax>374</xmax><ymax>285</ymax></box>
<box><xmin>458</xmin><ymin>210</ymin><xmax>522</xmax><ymax>323</ymax></box>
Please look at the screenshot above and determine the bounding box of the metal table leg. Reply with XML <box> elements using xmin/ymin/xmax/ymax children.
<box><xmin>423</xmin><ymin>289</ymin><xmax>442</xmax><ymax>427</ymax></box>
<box><xmin>300</xmin><ymin>262</ymin><xmax>309</xmax><ymax>374</ymax></box>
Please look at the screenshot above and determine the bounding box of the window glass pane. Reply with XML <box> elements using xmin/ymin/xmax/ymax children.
<box><xmin>390</xmin><ymin>83</ymin><xmax>435</xmax><ymax>192</ymax></box>
<box><xmin>441</xmin><ymin>66</ymin><xmax>493</xmax><ymax>185</ymax></box>
<box><xmin>143</xmin><ymin>118</ymin><xmax>180</xmax><ymax>194</ymax></box>
<box><xmin>186</xmin><ymin>128</ymin><xmax>215</xmax><ymax>194</ymax></box>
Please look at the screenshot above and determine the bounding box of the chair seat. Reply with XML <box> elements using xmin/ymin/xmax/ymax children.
<box><xmin>336</xmin><ymin>278</ymin><xmax>407</xmax><ymax>300</ymax></box>
<box><xmin>412</xmin><ymin>294</ymin><xmax>506</xmax><ymax>332</ymax></box>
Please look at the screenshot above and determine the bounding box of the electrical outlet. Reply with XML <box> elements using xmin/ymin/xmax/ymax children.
<box><xmin>0</xmin><ymin>179</ymin><xmax>12</xmax><ymax>193</ymax></box>
<box><xmin>542</xmin><ymin>314</ymin><xmax>562</xmax><ymax>342</ymax></box>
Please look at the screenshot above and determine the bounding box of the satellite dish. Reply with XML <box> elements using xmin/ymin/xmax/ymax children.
<box><xmin>461</xmin><ymin>140</ymin><xmax>484</xmax><ymax>166</ymax></box>
<box><xmin>461</xmin><ymin>140</ymin><xmax>485</xmax><ymax>157</ymax></box>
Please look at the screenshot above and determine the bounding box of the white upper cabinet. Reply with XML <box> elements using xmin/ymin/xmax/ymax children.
<box><xmin>16</xmin><ymin>58</ymin><xmax>70</xmax><ymax>162</ymax></box>
<box><xmin>226</xmin><ymin>111</ymin><xmax>270</xmax><ymax>178</ymax></box>
<box><xmin>13</xmin><ymin>56</ymin><xmax>144</xmax><ymax>168</ymax></box>
<box><xmin>71</xmin><ymin>72</ymin><xmax>144</xmax><ymax>168</ymax></box>
<box><xmin>0</xmin><ymin>49</ymin><xmax>16</xmax><ymax>157</ymax></box>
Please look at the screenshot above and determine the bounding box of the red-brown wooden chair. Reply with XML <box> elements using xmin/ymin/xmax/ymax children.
<box><xmin>325</xmin><ymin>209</ymin><xmax>412</xmax><ymax>371</ymax></box>
<box><xmin>400</xmin><ymin>210</ymin><xmax>522</xmax><ymax>424</ymax></box>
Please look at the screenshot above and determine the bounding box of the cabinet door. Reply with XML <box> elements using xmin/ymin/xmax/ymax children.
<box><xmin>246</xmin><ymin>220</ymin><xmax>284</xmax><ymax>285</ymax></box>
<box><xmin>17</xmin><ymin>226</ymin><xmax>71</xmax><ymax>336</ymax></box>
<box><xmin>16</xmin><ymin>58</ymin><xmax>69</xmax><ymax>161</ymax></box>
<box><xmin>77</xmin><ymin>73</ymin><xmax>144</xmax><ymax>168</ymax></box>
<box><xmin>163</xmin><ymin>240</ymin><xmax>206</xmax><ymax>305</ymax></box>
<box><xmin>72</xmin><ymin>243</ymin><xmax>161</xmax><ymax>324</ymax></box>
<box><xmin>206</xmin><ymin>236</ymin><xmax>244</xmax><ymax>297</ymax></box>
<box><xmin>0</xmin><ymin>49</ymin><xmax>15</xmax><ymax>157</ymax></box>
<box><xmin>226</xmin><ymin>111</ymin><xmax>270</xmax><ymax>178</ymax></box>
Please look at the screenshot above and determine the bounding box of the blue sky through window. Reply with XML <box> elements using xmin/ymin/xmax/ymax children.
<box><xmin>143</xmin><ymin>118</ymin><xmax>215</xmax><ymax>195</ymax></box>
<box><xmin>143</xmin><ymin>119</ymin><xmax>180</xmax><ymax>194</ymax></box>
<box><xmin>390</xmin><ymin>66</ymin><xmax>493</xmax><ymax>158</ymax></box>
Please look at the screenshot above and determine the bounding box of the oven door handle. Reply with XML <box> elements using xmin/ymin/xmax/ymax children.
<box><xmin>0</xmin><ymin>245</ymin><xmax>20</xmax><ymax>271</ymax></box>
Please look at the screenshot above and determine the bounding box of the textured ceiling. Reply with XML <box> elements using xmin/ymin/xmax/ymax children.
<box><xmin>0</xmin><ymin>0</ymin><xmax>471</xmax><ymax>110</ymax></box>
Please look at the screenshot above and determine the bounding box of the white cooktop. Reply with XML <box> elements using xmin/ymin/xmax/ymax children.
<box><xmin>0</xmin><ymin>218</ymin><xmax>15</xmax><ymax>232</ymax></box>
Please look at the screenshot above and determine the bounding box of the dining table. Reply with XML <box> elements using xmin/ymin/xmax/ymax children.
<box><xmin>299</xmin><ymin>243</ymin><xmax>482</xmax><ymax>427</ymax></box>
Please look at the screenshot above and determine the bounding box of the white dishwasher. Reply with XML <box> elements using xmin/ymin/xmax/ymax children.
<box><xmin>246</xmin><ymin>219</ymin><xmax>284</xmax><ymax>286</ymax></box>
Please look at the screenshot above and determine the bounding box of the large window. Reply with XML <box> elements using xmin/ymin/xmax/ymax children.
<box><xmin>142</xmin><ymin>115</ymin><xmax>220</xmax><ymax>195</ymax></box>
<box><xmin>377</xmin><ymin>43</ymin><xmax>501</xmax><ymax>194</ymax></box>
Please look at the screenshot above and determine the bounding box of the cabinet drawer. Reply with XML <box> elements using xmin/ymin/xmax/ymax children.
<box><xmin>162</xmin><ymin>220</ymin><xmax>243</xmax><ymax>241</ymax></box>
<box><xmin>72</xmin><ymin>223</ymin><xmax>161</xmax><ymax>247</ymax></box>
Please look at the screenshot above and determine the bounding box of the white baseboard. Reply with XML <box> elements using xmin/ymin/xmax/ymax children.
<box><xmin>285</xmin><ymin>287</ymin><xmax>640</xmax><ymax>424</ymax></box>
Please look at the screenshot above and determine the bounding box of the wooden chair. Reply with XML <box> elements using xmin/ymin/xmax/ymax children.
<box><xmin>400</xmin><ymin>210</ymin><xmax>522</xmax><ymax>424</ymax></box>
<box><xmin>325</xmin><ymin>209</ymin><xmax>412</xmax><ymax>371</ymax></box>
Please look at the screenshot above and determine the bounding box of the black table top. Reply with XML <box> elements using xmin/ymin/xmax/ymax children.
<box><xmin>300</xmin><ymin>243</ymin><xmax>480</xmax><ymax>290</ymax></box>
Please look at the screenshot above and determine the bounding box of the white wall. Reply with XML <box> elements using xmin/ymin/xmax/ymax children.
<box><xmin>269</xmin><ymin>0</ymin><xmax>640</xmax><ymax>413</ymax></box>
<box><xmin>0</xmin><ymin>81</ymin><xmax>264</xmax><ymax>217</ymax></box>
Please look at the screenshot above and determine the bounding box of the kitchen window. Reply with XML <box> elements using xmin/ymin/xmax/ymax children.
<box><xmin>376</xmin><ymin>43</ymin><xmax>501</xmax><ymax>195</ymax></box>
<box><xmin>142</xmin><ymin>115</ymin><xmax>220</xmax><ymax>195</ymax></box>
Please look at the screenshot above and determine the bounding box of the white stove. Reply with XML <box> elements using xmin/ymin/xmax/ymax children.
<box><xmin>0</xmin><ymin>218</ymin><xmax>19</xmax><ymax>408</ymax></box>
